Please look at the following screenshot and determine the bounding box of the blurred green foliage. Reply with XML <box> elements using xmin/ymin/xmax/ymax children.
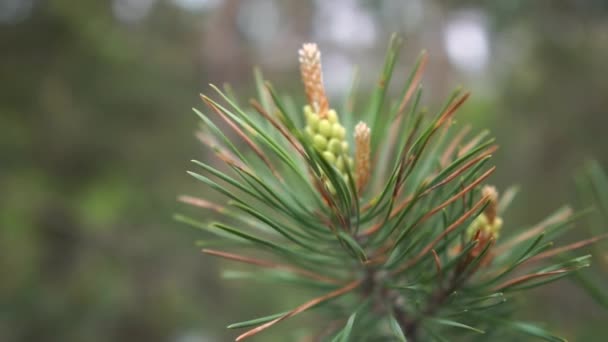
<box><xmin>1</xmin><ymin>1</ymin><xmax>607</xmax><ymax>341</ymax></box>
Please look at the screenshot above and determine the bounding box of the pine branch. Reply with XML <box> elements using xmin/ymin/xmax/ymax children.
<box><xmin>177</xmin><ymin>36</ymin><xmax>608</xmax><ymax>341</ymax></box>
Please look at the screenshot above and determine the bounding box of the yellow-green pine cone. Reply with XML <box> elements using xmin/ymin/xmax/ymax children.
<box><xmin>304</xmin><ymin>106</ymin><xmax>351</xmax><ymax>182</ymax></box>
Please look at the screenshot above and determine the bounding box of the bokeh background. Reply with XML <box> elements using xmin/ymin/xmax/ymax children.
<box><xmin>1</xmin><ymin>0</ymin><xmax>607</xmax><ymax>341</ymax></box>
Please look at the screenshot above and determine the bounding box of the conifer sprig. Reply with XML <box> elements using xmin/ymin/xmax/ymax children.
<box><xmin>178</xmin><ymin>35</ymin><xmax>606</xmax><ymax>341</ymax></box>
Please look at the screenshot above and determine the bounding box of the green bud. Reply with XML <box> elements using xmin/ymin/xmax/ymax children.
<box><xmin>327</xmin><ymin>109</ymin><xmax>338</xmax><ymax>124</ymax></box>
<box><xmin>341</xmin><ymin>141</ymin><xmax>349</xmax><ymax>153</ymax></box>
<box><xmin>466</xmin><ymin>213</ymin><xmax>490</xmax><ymax>239</ymax></box>
<box><xmin>318</xmin><ymin>119</ymin><xmax>332</xmax><ymax>137</ymax></box>
<box><xmin>305</xmin><ymin>126</ymin><xmax>314</xmax><ymax>138</ymax></box>
<box><xmin>328</xmin><ymin>138</ymin><xmax>342</xmax><ymax>154</ymax></box>
<box><xmin>331</xmin><ymin>123</ymin><xmax>346</xmax><ymax>140</ymax></box>
<box><xmin>306</xmin><ymin>112</ymin><xmax>320</xmax><ymax>130</ymax></box>
<box><xmin>322</xmin><ymin>151</ymin><xmax>336</xmax><ymax>164</ymax></box>
<box><xmin>336</xmin><ymin>156</ymin><xmax>344</xmax><ymax>171</ymax></box>
<box><xmin>313</xmin><ymin>134</ymin><xmax>328</xmax><ymax>150</ymax></box>
<box><xmin>489</xmin><ymin>217</ymin><xmax>503</xmax><ymax>236</ymax></box>
<box><xmin>303</xmin><ymin>105</ymin><xmax>314</xmax><ymax>116</ymax></box>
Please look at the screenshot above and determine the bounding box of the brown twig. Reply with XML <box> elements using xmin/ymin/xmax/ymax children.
<box><xmin>458</xmin><ymin>130</ymin><xmax>488</xmax><ymax>158</ymax></box>
<box><xmin>362</xmin><ymin>168</ymin><xmax>496</xmax><ymax>267</ymax></box>
<box><xmin>492</xmin><ymin>269</ymin><xmax>571</xmax><ymax>292</ymax></box>
<box><xmin>434</xmin><ymin>93</ymin><xmax>470</xmax><ymax>130</ymax></box>
<box><xmin>236</xmin><ymin>280</ymin><xmax>362</xmax><ymax>341</ymax></box>
<box><xmin>202</xmin><ymin>95</ymin><xmax>283</xmax><ymax>181</ymax></box>
<box><xmin>396</xmin><ymin>51</ymin><xmax>428</xmax><ymax>116</ymax></box>
<box><xmin>392</xmin><ymin>194</ymin><xmax>491</xmax><ymax>275</ymax></box>
<box><xmin>524</xmin><ymin>233</ymin><xmax>608</xmax><ymax>265</ymax></box>
<box><xmin>431</xmin><ymin>249</ymin><xmax>443</xmax><ymax>284</ymax></box>
<box><xmin>494</xmin><ymin>207</ymin><xmax>573</xmax><ymax>255</ymax></box>
<box><xmin>361</xmin><ymin>157</ymin><xmax>496</xmax><ymax>237</ymax></box>
<box><xmin>203</xmin><ymin>249</ymin><xmax>340</xmax><ymax>285</ymax></box>
<box><xmin>416</xmin><ymin>167</ymin><xmax>495</xmax><ymax>225</ymax></box>
<box><xmin>427</xmin><ymin>146</ymin><xmax>498</xmax><ymax>194</ymax></box>
<box><xmin>250</xmin><ymin>98</ymin><xmax>306</xmax><ymax>156</ymax></box>
<box><xmin>178</xmin><ymin>195</ymin><xmax>226</xmax><ymax>213</ymax></box>
<box><xmin>440</xmin><ymin>125</ymin><xmax>472</xmax><ymax>167</ymax></box>
<box><xmin>196</xmin><ymin>131</ymin><xmax>249</xmax><ymax>171</ymax></box>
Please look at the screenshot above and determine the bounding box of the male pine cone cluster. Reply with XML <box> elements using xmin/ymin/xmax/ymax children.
<box><xmin>304</xmin><ymin>106</ymin><xmax>352</xmax><ymax>182</ymax></box>
<box><xmin>299</xmin><ymin>43</ymin><xmax>369</xmax><ymax>193</ymax></box>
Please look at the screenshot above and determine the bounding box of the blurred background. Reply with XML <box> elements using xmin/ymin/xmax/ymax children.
<box><xmin>1</xmin><ymin>0</ymin><xmax>607</xmax><ymax>341</ymax></box>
